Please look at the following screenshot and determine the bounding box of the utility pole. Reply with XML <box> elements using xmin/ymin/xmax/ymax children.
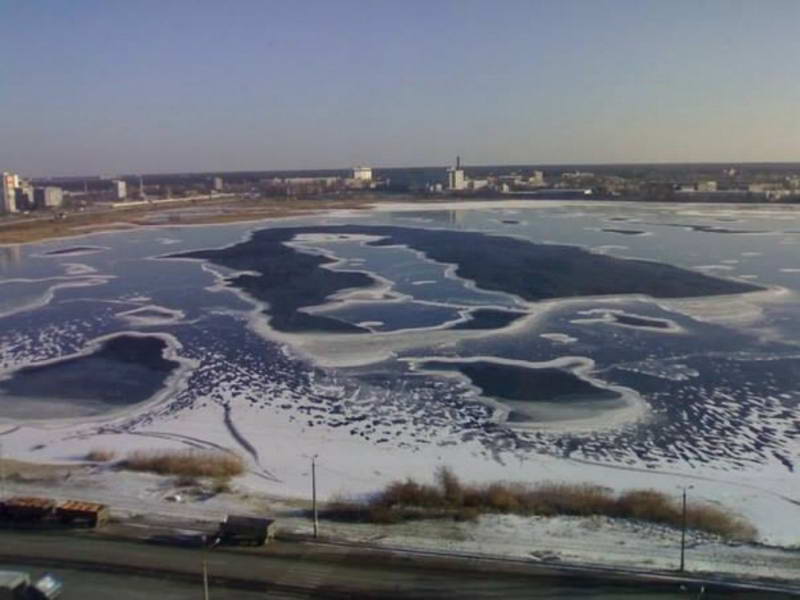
<box><xmin>679</xmin><ymin>485</ymin><xmax>694</xmax><ymax>572</ymax></box>
<box><xmin>202</xmin><ymin>558</ymin><xmax>209</xmax><ymax>600</ymax></box>
<box><xmin>680</xmin><ymin>487</ymin><xmax>687</xmax><ymax>572</ymax></box>
<box><xmin>0</xmin><ymin>441</ymin><xmax>5</xmax><ymax>500</ymax></box>
<box><xmin>311</xmin><ymin>454</ymin><xmax>318</xmax><ymax>539</ymax></box>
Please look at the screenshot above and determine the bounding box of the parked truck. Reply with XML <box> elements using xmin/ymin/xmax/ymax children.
<box><xmin>0</xmin><ymin>497</ymin><xmax>108</xmax><ymax>528</ymax></box>
<box><xmin>0</xmin><ymin>498</ymin><xmax>56</xmax><ymax>523</ymax></box>
<box><xmin>55</xmin><ymin>500</ymin><xmax>109</xmax><ymax>528</ymax></box>
<box><xmin>215</xmin><ymin>515</ymin><xmax>275</xmax><ymax>546</ymax></box>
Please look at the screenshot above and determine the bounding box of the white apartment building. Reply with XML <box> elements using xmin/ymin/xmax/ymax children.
<box><xmin>352</xmin><ymin>166</ymin><xmax>372</xmax><ymax>181</ymax></box>
<box><xmin>1</xmin><ymin>172</ymin><xmax>20</xmax><ymax>213</ymax></box>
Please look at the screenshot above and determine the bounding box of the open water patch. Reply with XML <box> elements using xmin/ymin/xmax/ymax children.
<box><xmin>449</xmin><ymin>309</ymin><xmax>528</xmax><ymax>330</ymax></box>
<box><xmin>646</xmin><ymin>223</ymin><xmax>773</xmax><ymax>235</ymax></box>
<box><xmin>600</xmin><ymin>228</ymin><xmax>649</xmax><ymax>236</ymax></box>
<box><xmin>42</xmin><ymin>246</ymin><xmax>107</xmax><ymax>256</ymax></box>
<box><xmin>571</xmin><ymin>309</ymin><xmax>682</xmax><ymax>332</ymax></box>
<box><xmin>410</xmin><ymin>357</ymin><xmax>635</xmax><ymax>428</ymax></box>
<box><xmin>417</xmin><ymin>359</ymin><xmax>621</xmax><ymax>404</ymax></box>
<box><xmin>168</xmin><ymin>225</ymin><xmax>762</xmax><ymax>335</ymax></box>
<box><xmin>0</xmin><ymin>334</ymin><xmax>183</xmax><ymax>420</ymax></box>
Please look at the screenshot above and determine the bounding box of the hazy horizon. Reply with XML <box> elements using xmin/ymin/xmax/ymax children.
<box><xmin>3</xmin><ymin>0</ymin><xmax>799</xmax><ymax>178</ymax></box>
<box><xmin>28</xmin><ymin>159</ymin><xmax>800</xmax><ymax>183</ymax></box>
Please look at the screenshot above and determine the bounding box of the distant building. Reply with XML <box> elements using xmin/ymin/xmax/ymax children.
<box><xmin>1</xmin><ymin>172</ymin><xmax>20</xmax><ymax>213</ymax></box>
<box><xmin>213</xmin><ymin>176</ymin><xmax>224</xmax><ymax>191</ymax></box>
<box><xmin>281</xmin><ymin>176</ymin><xmax>339</xmax><ymax>186</ymax></box>
<box><xmin>14</xmin><ymin>184</ymin><xmax>35</xmax><ymax>211</ymax></box>
<box><xmin>352</xmin><ymin>166</ymin><xmax>372</xmax><ymax>181</ymax></box>
<box><xmin>112</xmin><ymin>179</ymin><xmax>127</xmax><ymax>200</ymax></box>
<box><xmin>766</xmin><ymin>189</ymin><xmax>792</xmax><ymax>200</ymax></box>
<box><xmin>748</xmin><ymin>182</ymin><xmax>783</xmax><ymax>193</ymax></box>
<box><xmin>447</xmin><ymin>156</ymin><xmax>466</xmax><ymax>191</ymax></box>
<box><xmin>468</xmin><ymin>179</ymin><xmax>489</xmax><ymax>190</ymax></box>
<box><xmin>34</xmin><ymin>187</ymin><xmax>63</xmax><ymax>209</ymax></box>
<box><xmin>561</xmin><ymin>171</ymin><xmax>594</xmax><ymax>180</ymax></box>
<box><xmin>696</xmin><ymin>180</ymin><xmax>718</xmax><ymax>192</ymax></box>
<box><xmin>529</xmin><ymin>170</ymin><xmax>545</xmax><ymax>186</ymax></box>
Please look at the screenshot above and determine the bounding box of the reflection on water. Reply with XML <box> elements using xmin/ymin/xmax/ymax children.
<box><xmin>0</xmin><ymin>244</ymin><xmax>21</xmax><ymax>274</ymax></box>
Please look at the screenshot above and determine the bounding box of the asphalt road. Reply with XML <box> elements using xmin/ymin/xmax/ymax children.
<box><xmin>4</xmin><ymin>562</ymin><xmax>298</xmax><ymax>600</ymax></box>
<box><xmin>0</xmin><ymin>530</ymin><xmax>793</xmax><ymax>599</ymax></box>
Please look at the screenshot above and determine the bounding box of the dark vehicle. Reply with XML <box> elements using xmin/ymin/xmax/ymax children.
<box><xmin>0</xmin><ymin>498</ymin><xmax>56</xmax><ymax>523</ymax></box>
<box><xmin>215</xmin><ymin>515</ymin><xmax>275</xmax><ymax>546</ymax></box>
<box><xmin>0</xmin><ymin>571</ymin><xmax>62</xmax><ymax>600</ymax></box>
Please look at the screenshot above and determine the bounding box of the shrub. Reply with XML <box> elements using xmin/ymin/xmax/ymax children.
<box><xmin>686</xmin><ymin>504</ymin><xmax>757</xmax><ymax>541</ymax></box>
<box><xmin>212</xmin><ymin>477</ymin><xmax>233</xmax><ymax>494</ymax></box>
<box><xmin>329</xmin><ymin>468</ymin><xmax>757</xmax><ymax>541</ymax></box>
<box><xmin>376</xmin><ymin>478</ymin><xmax>443</xmax><ymax>509</ymax></box>
<box><xmin>86</xmin><ymin>448</ymin><xmax>116</xmax><ymax>462</ymax></box>
<box><xmin>617</xmin><ymin>489</ymin><xmax>679</xmax><ymax>524</ymax></box>
<box><xmin>454</xmin><ymin>506</ymin><xmax>481</xmax><ymax>522</ymax></box>
<box><xmin>320</xmin><ymin>497</ymin><xmax>371</xmax><ymax>522</ymax></box>
<box><xmin>436</xmin><ymin>465</ymin><xmax>464</xmax><ymax>506</ymax></box>
<box><xmin>368</xmin><ymin>505</ymin><xmax>404</xmax><ymax>524</ymax></box>
<box><xmin>532</xmin><ymin>483</ymin><xmax>616</xmax><ymax>516</ymax></box>
<box><xmin>122</xmin><ymin>449</ymin><xmax>245</xmax><ymax>478</ymax></box>
<box><xmin>484</xmin><ymin>483</ymin><xmax>522</xmax><ymax>513</ymax></box>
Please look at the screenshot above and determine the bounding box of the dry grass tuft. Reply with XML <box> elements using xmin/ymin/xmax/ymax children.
<box><xmin>86</xmin><ymin>448</ymin><xmax>117</xmax><ymax>462</ymax></box>
<box><xmin>327</xmin><ymin>467</ymin><xmax>756</xmax><ymax>541</ymax></box>
<box><xmin>122</xmin><ymin>449</ymin><xmax>245</xmax><ymax>478</ymax></box>
<box><xmin>685</xmin><ymin>503</ymin><xmax>757</xmax><ymax>540</ymax></box>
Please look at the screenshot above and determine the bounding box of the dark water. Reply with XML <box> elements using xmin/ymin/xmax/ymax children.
<box><xmin>450</xmin><ymin>309</ymin><xmax>528</xmax><ymax>330</ymax></box>
<box><xmin>419</xmin><ymin>360</ymin><xmax>621</xmax><ymax>403</ymax></box>
<box><xmin>172</xmin><ymin>225</ymin><xmax>759</xmax><ymax>333</ymax></box>
<box><xmin>0</xmin><ymin>335</ymin><xmax>179</xmax><ymax>418</ymax></box>
<box><xmin>612</xmin><ymin>314</ymin><xmax>671</xmax><ymax>329</ymax></box>
<box><xmin>42</xmin><ymin>246</ymin><xmax>106</xmax><ymax>256</ymax></box>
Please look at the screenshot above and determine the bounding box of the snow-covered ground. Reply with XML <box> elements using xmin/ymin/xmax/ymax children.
<box><xmin>4</xmin><ymin>462</ymin><xmax>799</xmax><ymax>582</ymax></box>
<box><xmin>3</xmin><ymin>391</ymin><xmax>800</xmax><ymax>548</ymax></box>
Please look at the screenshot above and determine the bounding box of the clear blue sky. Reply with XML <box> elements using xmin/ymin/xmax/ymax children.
<box><xmin>2</xmin><ymin>0</ymin><xmax>799</xmax><ymax>176</ymax></box>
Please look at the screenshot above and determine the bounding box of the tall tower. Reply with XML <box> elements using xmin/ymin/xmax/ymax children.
<box><xmin>447</xmin><ymin>157</ymin><xmax>465</xmax><ymax>191</ymax></box>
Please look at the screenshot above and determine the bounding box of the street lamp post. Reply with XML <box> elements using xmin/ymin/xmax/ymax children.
<box><xmin>312</xmin><ymin>454</ymin><xmax>319</xmax><ymax>539</ymax></box>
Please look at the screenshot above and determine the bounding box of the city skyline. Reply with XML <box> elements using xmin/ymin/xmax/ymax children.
<box><xmin>2</xmin><ymin>0</ymin><xmax>799</xmax><ymax>177</ymax></box>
